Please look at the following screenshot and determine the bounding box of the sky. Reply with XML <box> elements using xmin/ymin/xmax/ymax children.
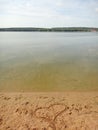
<box><xmin>0</xmin><ymin>0</ymin><xmax>98</xmax><ymax>28</ymax></box>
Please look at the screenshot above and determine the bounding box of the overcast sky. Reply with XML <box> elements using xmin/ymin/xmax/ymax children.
<box><xmin>0</xmin><ymin>0</ymin><xmax>98</xmax><ymax>28</ymax></box>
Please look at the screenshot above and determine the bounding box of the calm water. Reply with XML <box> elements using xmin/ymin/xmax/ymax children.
<box><xmin>0</xmin><ymin>32</ymin><xmax>98</xmax><ymax>91</ymax></box>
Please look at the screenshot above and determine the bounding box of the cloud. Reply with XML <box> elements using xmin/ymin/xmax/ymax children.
<box><xmin>95</xmin><ymin>8</ymin><xmax>98</xmax><ymax>13</ymax></box>
<box><xmin>0</xmin><ymin>0</ymin><xmax>98</xmax><ymax>27</ymax></box>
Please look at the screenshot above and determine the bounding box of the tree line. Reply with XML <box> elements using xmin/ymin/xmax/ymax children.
<box><xmin>0</xmin><ymin>27</ymin><xmax>98</xmax><ymax>32</ymax></box>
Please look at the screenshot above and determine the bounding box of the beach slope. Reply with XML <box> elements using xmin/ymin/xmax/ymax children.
<box><xmin>0</xmin><ymin>92</ymin><xmax>98</xmax><ymax>130</ymax></box>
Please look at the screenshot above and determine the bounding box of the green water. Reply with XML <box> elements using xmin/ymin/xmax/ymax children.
<box><xmin>0</xmin><ymin>32</ymin><xmax>98</xmax><ymax>91</ymax></box>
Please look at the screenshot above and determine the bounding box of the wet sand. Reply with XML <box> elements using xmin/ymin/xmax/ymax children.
<box><xmin>0</xmin><ymin>92</ymin><xmax>98</xmax><ymax>130</ymax></box>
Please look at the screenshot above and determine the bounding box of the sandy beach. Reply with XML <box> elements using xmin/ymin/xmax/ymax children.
<box><xmin>0</xmin><ymin>92</ymin><xmax>98</xmax><ymax>130</ymax></box>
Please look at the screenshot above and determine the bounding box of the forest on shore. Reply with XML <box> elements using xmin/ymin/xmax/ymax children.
<box><xmin>0</xmin><ymin>27</ymin><xmax>98</xmax><ymax>32</ymax></box>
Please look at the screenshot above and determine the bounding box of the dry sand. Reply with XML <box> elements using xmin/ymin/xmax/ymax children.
<box><xmin>0</xmin><ymin>92</ymin><xmax>98</xmax><ymax>130</ymax></box>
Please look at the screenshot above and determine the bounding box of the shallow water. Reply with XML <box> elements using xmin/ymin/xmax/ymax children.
<box><xmin>0</xmin><ymin>32</ymin><xmax>98</xmax><ymax>91</ymax></box>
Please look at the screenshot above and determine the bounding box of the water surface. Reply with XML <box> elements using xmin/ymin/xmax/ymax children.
<box><xmin>0</xmin><ymin>32</ymin><xmax>98</xmax><ymax>91</ymax></box>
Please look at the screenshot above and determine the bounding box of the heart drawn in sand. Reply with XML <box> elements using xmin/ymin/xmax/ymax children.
<box><xmin>33</xmin><ymin>103</ymin><xmax>68</xmax><ymax>130</ymax></box>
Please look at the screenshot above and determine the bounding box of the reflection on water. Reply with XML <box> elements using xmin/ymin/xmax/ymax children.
<box><xmin>0</xmin><ymin>32</ymin><xmax>98</xmax><ymax>91</ymax></box>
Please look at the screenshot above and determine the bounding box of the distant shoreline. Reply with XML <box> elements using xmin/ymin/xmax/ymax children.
<box><xmin>0</xmin><ymin>27</ymin><xmax>98</xmax><ymax>32</ymax></box>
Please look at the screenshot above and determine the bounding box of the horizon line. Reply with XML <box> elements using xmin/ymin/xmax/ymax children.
<box><xmin>0</xmin><ymin>26</ymin><xmax>98</xmax><ymax>28</ymax></box>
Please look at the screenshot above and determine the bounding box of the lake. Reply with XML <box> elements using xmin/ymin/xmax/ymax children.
<box><xmin>0</xmin><ymin>32</ymin><xmax>98</xmax><ymax>91</ymax></box>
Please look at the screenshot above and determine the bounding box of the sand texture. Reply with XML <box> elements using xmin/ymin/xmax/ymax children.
<box><xmin>0</xmin><ymin>92</ymin><xmax>98</xmax><ymax>130</ymax></box>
